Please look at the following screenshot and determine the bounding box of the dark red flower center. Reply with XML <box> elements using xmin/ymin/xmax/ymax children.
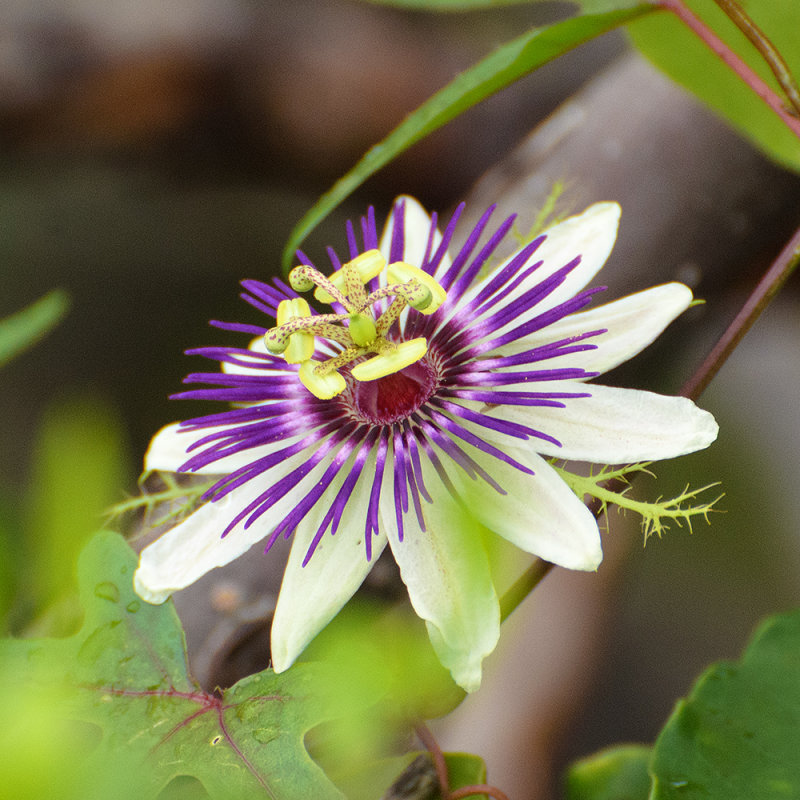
<box><xmin>354</xmin><ymin>359</ymin><xmax>437</xmax><ymax>425</ymax></box>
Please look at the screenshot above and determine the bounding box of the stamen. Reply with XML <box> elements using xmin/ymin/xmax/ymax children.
<box><xmin>387</xmin><ymin>262</ymin><xmax>447</xmax><ymax>314</ymax></box>
<box><xmin>265</xmin><ymin>306</ymin><xmax>344</xmax><ymax>356</ymax></box>
<box><xmin>313</xmin><ymin>249</ymin><xmax>386</xmax><ymax>304</ymax></box>
<box><xmin>315</xmin><ymin>345</ymin><xmax>364</xmax><ymax>375</ymax></box>
<box><xmin>276</xmin><ymin>252</ymin><xmax>448</xmax><ymax>396</ymax></box>
<box><xmin>266</xmin><ymin>299</ymin><xmax>314</xmax><ymax>362</ymax></box>
<box><xmin>299</xmin><ymin>360</ymin><xmax>346</xmax><ymax>399</ymax></box>
<box><xmin>351</xmin><ymin>338</ymin><xmax>428</xmax><ymax>381</ymax></box>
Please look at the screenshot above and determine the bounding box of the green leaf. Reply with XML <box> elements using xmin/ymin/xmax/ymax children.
<box><xmin>446</xmin><ymin>752</ymin><xmax>489</xmax><ymax>798</ymax></box>
<box><xmin>0</xmin><ymin>533</ymin><xmax>344</xmax><ymax>800</ymax></box>
<box><xmin>0</xmin><ymin>290</ymin><xmax>69</xmax><ymax>367</ymax></box>
<box><xmin>650</xmin><ymin>608</ymin><xmax>800</xmax><ymax>799</ymax></box>
<box><xmin>565</xmin><ymin>744</ymin><xmax>653</xmax><ymax>800</ymax></box>
<box><xmin>282</xmin><ymin>4</ymin><xmax>654</xmax><ymax>267</ymax></box>
<box><xmin>628</xmin><ymin>0</ymin><xmax>800</xmax><ymax>174</ymax></box>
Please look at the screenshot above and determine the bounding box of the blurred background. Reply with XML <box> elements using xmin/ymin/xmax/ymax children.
<box><xmin>2</xmin><ymin>1</ymin><xmax>800</xmax><ymax>798</ymax></box>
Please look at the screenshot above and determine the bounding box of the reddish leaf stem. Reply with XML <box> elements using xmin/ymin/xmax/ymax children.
<box><xmin>415</xmin><ymin>722</ymin><xmax>451</xmax><ymax>797</ymax></box>
<box><xmin>710</xmin><ymin>0</ymin><xmax>800</xmax><ymax>117</ymax></box>
<box><xmin>416</xmin><ymin>722</ymin><xmax>511</xmax><ymax>800</ymax></box>
<box><xmin>450</xmin><ymin>785</ymin><xmax>512</xmax><ymax>800</ymax></box>
<box><xmin>656</xmin><ymin>0</ymin><xmax>800</xmax><ymax>139</ymax></box>
<box><xmin>680</xmin><ymin>221</ymin><xmax>800</xmax><ymax>400</ymax></box>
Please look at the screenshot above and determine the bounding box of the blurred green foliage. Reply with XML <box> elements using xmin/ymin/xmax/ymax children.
<box><xmin>4</xmin><ymin>394</ymin><xmax>130</xmax><ymax>632</ymax></box>
<box><xmin>565</xmin><ymin>744</ymin><xmax>652</xmax><ymax>800</ymax></box>
<box><xmin>0</xmin><ymin>291</ymin><xmax>69</xmax><ymax>368</ymax></box>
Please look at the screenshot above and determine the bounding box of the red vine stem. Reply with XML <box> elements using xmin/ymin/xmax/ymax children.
<box><xmin>497</xmin><ymin>1</ymin><xmax>800</xmax><ymax>625</ymax></box>
<box><xmin>415</xmin><ymin>723</ymin><xmax>511</xmax><ymax>800</ymax></box>
<box><xmin>415</xmin><ymin>722</ymin><xmax>451</xmax><ymax>797</ymax></box>
<box><xmin>450</xmin><ymin>785</ymin><xmax>512</xmax><ymax>800</ymax></box>
<box><xmin>656</xmin><ymin>0</ymin><xmax>800</xmax><ymax>139</ymax></box>
<box><xmin>680</xmin><ymin>221</ymin><xmax>800</xmax><ymax>400</ymax></box>
<box><xmin>710</xmin><ymin>0</ymin><xmax>800</xmax><ymax>117</ymax></box>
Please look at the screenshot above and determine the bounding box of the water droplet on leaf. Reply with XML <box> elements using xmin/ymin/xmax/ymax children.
<box><xmin>252</xmin><ymin>727</ymin><xmax>278</xmax><ymax>744</ymax></box>
<box><xmin>94</xmin><ymin>582</ymin><xmax>120</xmax><ymax>602</ymax></box>
<box><xmin>126</xmin><ymin>600</ymin><xmax>141</xmax><ymax>613</ymax></box>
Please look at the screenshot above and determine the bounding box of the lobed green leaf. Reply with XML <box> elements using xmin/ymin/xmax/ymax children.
<box><xmin>565</xmin><ymin>744</ymin><xmax>653</xmax><ymax>800</ymax></box>
<box><xmin>650</xmin><ymin>607</ymin><xmax>800</xmax><ymax>799</ymax></box>
<box><xmin>0</xmin><ymin>533</ymin><xmax>344</xmax><ymax>800</ymax></box>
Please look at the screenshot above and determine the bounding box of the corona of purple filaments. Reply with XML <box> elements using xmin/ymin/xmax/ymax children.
<box><xmin>168</xmin><ymin>201</ymin><xmax>606</xmax><ymax>565</ymax></box>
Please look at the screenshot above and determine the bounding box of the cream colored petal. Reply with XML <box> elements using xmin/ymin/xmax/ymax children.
<box><xmin>271</xmin><ymin>449</ymin><xmax>388</xmax><ymax>672</ymax></box>
<box><xmin>133</xmin><ymin>480</ymin><xmax>268</xmax><ymax>604</ymax></box>
<box><xmin>380</xmin><ymin>457</ymin><xmax>499</xmax><ymax>692</ymax></box>
<box><xmin>134</xmin><ymin>445</ymin><xmax>329</xmax><ymax>603</ymax></box>
<box><xmin>379</xmin><ymin>195</ymin><xmax>451</xmax><ymax>275</ymax></box>
<box><xmin>482</xmin><ymin>382</ymin><xmax>718</xmax><ymax>462</ymax></box>
<box><xmin>526</xmin><ymin>201</ymin><xmax>621</xmax><ymax>314</ymax></box>
<box><xmin>496</xmin><ymin>282</ymin><xmax>693</xmax><ymax>377</ymax></box>
<box><xmin>452</xmin><ymin>444</ymin><xmax>603</xmax><ymax>572</ymax></box>
<box><xmin>221</xmin><ymin>335</ymin><xmax>272</xmax><ymax>376</ymax></box>
<box><xmin>145</xmin><ymin>421</ymin><xmax>311</xmax><ymax>475</ymax></box>
<box><xmin>145</xmin><ymin>422</ymin><xmax>200</xmax><ymax>473</ymax></box>
<box><xmin>446</xmin><ymin>202</ymin><xmax>621</xmax><ymax>343</ymax></box>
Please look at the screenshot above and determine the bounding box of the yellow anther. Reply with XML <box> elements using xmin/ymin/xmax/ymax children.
<box><xmin>351</xmin><ymin>338</ymin><xmax>428</xmax><ymax>382</ymax></box>
<box><xmin>314</xmin><ymin>250</ymin><xmax>386</xmax><ymax>304</ymax></box>
<box><xmin>348</xmin><ymin>313</ymin><xmax>377</xmax><ymax>347</ymax></box>
<box><xmin>299</xmin><ymin>360</ymin><xmax>346</xmax><ymax>399</ymax></box>
<box><xmin>386</xmin><ymin>262</ymin><xmax>447</xmax><ymax>314</ymax></box>
<box><xmin>272</xmin><ymin>298</ymin><xmax>316</xmax><ymax>363</ymax></box>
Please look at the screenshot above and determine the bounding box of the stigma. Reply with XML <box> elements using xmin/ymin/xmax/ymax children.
<box><xmin>265</xmin><ymin>250</ymin><xmax>446</xmax><ymax>399</ymax></box>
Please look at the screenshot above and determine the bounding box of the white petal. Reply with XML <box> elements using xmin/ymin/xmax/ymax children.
<box><xmin>134</xmin><ymin>444</ymin><xmax>331</xmax><ymax>603</ymax></box>
<box><xmin>271</xmin><ymin>451</ymin><xmax>388</xmax><ymax>672</ymax></box>
<box><xmin>145</xmin><ymin>422</ymin><xmax>201</xmax><ymax>473</ymax></box>
<box><xmin>221</xmin><ymin>335</ymin><xmax>271</xmax><ymax>376</ymax></box>
<box><xmin>486</xmin><ymin>382</ymin><xmax>719</xmax><ymax>462</ymax></box>
<box><xmin>133</xmin><ymin>480</ymin><xmax>268</xmax><ymax>603</ymax></box>
<box><xmin>380</xmin><ymin>458</ymin><xmax>499</xmax><ymax>693</ymax></box>
<box><xmin>530</xmin><ymin>201</ymin><xmax>620</xmax><ymax>314</ymax></box>
<box><xmin>145</xmin><ymin>421</ymin><xmax>311</xmax><ymax>475</ymax></box>
<box><xmin>498</xmin><ymin>283</ymin><xmax>693</xmax><ymax>377</ymax></box>
<box><xmin>379</xmin><ymin>195</ymin><xmax>451</xmax><ymax>274</ymax></box>
<box><xmin>452</xmin><ymin>444</ymin><xmax>602</xmax><ymax>571</ymax></box>
<box><xmin>448</xmin><ymin>202</ymin><xmax>620</xmax><ymax>346</ymax></box>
